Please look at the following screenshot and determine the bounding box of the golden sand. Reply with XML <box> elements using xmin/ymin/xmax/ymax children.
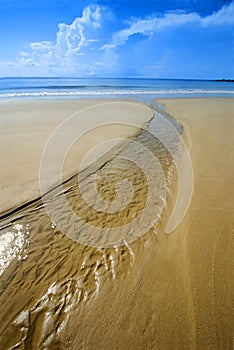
<box><xmin>0</xmin><ymin>98</ymin><xmax>233</xmax><ymax>349</ymax></box>
<box><xmin>155</xmin><ymin>98</ymin><xmax>234</xmax><ymax>349</ymax></box>
<box><xmin>0</xmin><ymin>99</ymin><xmax>152</xmax><ymax>214</ymax></box>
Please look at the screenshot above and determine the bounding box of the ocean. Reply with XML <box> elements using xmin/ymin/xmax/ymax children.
<box><xmin>0</xmin><ymin>77</ymin><xmax>233</xmax><ymax>100</ymax></box>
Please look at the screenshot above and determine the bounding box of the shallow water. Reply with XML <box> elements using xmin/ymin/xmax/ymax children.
<box><xmin>0</xmin><ymin>107</ymin><xmax>180</xmax><ymax>349</ymax></box>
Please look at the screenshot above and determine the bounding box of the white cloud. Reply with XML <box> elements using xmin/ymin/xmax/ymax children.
<box><xmin>29</xmin><ymin>41</ymin><xmax>54</xmax><ymax>51</ymax></box>
<box><xmin>4</xmin><ymin>2</ymin><xmax>234</xmax><ymax>76</ymax></box>
<box><xmin>20</xmin><ymin>57</ymin><xmax>38</xmax><ymax>67</ymax></box>
<box><xmin>202</xmin><ymin>2</ymin><xmax>234</xmax><ymax>26</ymax></box>
<box><xmin>20</xmin><ymin>52</ymin><xmax>30</xmax><ymax>57</ymax></box>
<box><xmin>102</xmin><ymin>2</ymin><xmax>234</xmax><ymax>50</ymax></box>
<box><xmin>19</xmin><ymin>5</ymin><xmax>104</xmax><ymax>75</ymax></box>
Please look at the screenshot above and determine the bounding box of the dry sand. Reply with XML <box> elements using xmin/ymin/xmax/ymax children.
<box><xmin>151</xmin><ymin>98</ymin><xmax>234</xmax><ymax>349</ymax></box>
<box><xmin>0</xmin><ymin>98</ymin><xmax>233</xmax><ymax>349</ymax></box>
<box><xmin>0</xmin><ymin>99</ymin><xmax>152</xmax><ymax>214</ymax></box>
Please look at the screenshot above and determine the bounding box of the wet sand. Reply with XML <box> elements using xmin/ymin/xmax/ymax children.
<box><xmin>0</xmin><ymin>98</ymin><xmax>233</xmax><ymax>349</ymax></box>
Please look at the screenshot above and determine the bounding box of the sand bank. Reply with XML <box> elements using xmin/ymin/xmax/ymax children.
<box><xmin>0</xmin><ymin>99</ymin><xmax>152</xmax><ymax>214</ymax></box>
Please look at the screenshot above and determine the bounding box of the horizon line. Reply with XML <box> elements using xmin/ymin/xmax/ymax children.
<box><xmin>0</xmin><ymin>76</ymin><xmax>233</xmax><ymax>81</ymax></box>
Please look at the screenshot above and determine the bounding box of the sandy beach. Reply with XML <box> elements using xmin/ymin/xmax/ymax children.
<box><xmin>0</xmin><ymin>99</ymin><xmax>152</xmax><ymax>214</ymax></box>
<box><xmin>0</xmin><ymin>97</ymin><xmax>233</xmax><ymax>349</ymax></box>
<box><xmin>155</xmin><ymin>98</ymin><xmax>234</xmax><ymax>348</ymax></box>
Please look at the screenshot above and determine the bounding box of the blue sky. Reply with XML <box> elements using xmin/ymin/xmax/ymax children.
<box><xmin>0</xmin><ymin>0</ymin><xmax>233</xmax><ymax>78</ymax></box>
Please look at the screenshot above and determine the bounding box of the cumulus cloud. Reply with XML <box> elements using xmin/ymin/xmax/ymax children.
<box><xmin>55</xmin><ymin>6</ymin><xmax>101</xmax><ymax>55</ymax></box>
<box><xmin>19</xmin><ymin>5</ymin><xmax>105</xmax><ymax>75</ymax></box>
<box><xmin>13</xmin><ymin>1</ymin><xmax>234</xmax><ymax>76</ymax></box>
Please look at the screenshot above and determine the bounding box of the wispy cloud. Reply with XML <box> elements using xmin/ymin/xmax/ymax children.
<box><xmin>102</xmin><ymin>2</ymin><xmax>234</xmax><ymax>50</ymax></box>
<box><xmin>201</xmin><ymin>1</ymin><xmax>234</xmax><ymax>26</ymax></box>
<box><xmin>29</xmin><ymin>41</ymin><xmax>54</xmax><ymax>51</ymax></box>
<box><xmin>4</xmin><ymin>1</ymin><xmax>234</xmax><ymax>77</ymax></box>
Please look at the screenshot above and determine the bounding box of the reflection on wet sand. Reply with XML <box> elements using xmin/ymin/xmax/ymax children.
<box><xmin>0</xmin><ymin>109</ymin><xmax>175</xmax><ymax>348</ymax></box>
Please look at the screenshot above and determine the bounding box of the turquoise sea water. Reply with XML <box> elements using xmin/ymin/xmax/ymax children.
<box><xmin>0</xmin><ymin>77</ymin><xmax>233</xmax><ymax>100</ymax></box>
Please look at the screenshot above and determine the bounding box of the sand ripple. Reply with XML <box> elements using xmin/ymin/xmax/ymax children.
<box><xmin>0</xmin><ymin>111</ymin><xmax>178</xmax><ymax>349</ymax></box>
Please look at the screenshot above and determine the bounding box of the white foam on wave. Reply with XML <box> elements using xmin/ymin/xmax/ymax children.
<box><xmin>0</xmin><ymin>89</ymin><xmax>233</xmax><ymax>99</ymax></box>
